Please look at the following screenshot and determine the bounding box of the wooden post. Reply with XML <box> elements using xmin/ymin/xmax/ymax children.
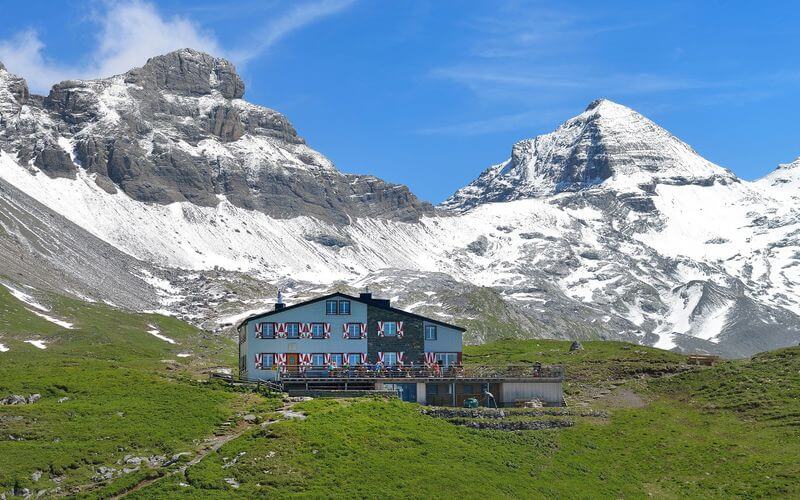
<box><xmin>451</xmin><ymin>381</ymin><xmax>456</xmax><ymax>407</ymax></box>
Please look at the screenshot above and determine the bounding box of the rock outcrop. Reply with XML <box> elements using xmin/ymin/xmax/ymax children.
<box><xmin>0</xmin><ymin>49</ymin><xmax>433</xmax><ymax>224</ymax></box>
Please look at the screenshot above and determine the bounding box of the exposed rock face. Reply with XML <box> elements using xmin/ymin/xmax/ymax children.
<box><xmin>1</xmin><ymin>52</ymin><xmax>798</xmax><ymax>358</ymax></box>
<box><xmin>123</xmin><ymin>49</ymin><xmax>244</xmax><ymax>99</ymax></box>
<box><xmin>441</xmin><ymin>99</ymin><xmax>737</xmax><ymax>211</ymax></box>
<box><xmin>0</xmin><ymin>49</ymin><xmax>433</xmax><ymax>224</ymax></box>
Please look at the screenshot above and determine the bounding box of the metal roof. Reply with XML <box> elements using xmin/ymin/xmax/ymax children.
<box><xmin>235</xmin><ymin>291</ymin><xmax>467</xmax><ymax>332</ymax></box>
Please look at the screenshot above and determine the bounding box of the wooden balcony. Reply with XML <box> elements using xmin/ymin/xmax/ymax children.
<box><xmin>275</xmin><ymin>364</ymin><xmax>565</xmax><ymax>383</ymax></box>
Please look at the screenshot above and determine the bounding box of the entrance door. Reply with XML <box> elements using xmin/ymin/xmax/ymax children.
<box><xmin>386</xmin><ymin>383</ymin><xmax>417</xmax><ymax>402</ymax></box>
<box><xmin>286</xmin><ymin>353</ymin><xmax>299</xmax><ymax>372</ymax></box>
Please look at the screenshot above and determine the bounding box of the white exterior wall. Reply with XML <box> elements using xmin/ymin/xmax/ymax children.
<box><xmin>416</xmin><ymin>382</ymin><xmax>427</xmax><ymax>405</ymax></box>
<box><xmin>501</xmin><ymin>382</ymin><xmax>563</xmax><ymax>405</ymax></box>
<box><xmin>244</xmin><ymin>295</ymin><xmax>368</xmax><ymax>381</ymax></box>
<box><xmin>423</xmin><ymin>321</ymin><xmax>462</xmax><ymax>353</ymax></box>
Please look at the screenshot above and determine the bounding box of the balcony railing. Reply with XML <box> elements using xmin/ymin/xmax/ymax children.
<box><xmin>271</xmin><ymin>364</ymin><xmax>565</xmax><ymax>380</ymax></box>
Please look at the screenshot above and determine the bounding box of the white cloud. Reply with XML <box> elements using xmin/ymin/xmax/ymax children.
<box><xmin>0</xmin><ymin>30</ymin><xmax>76</xmax><ymax>93</ymax></box>
<box><xmin>231</xmin><ymin>0</ymin><xmax>356</xmax><ymax>63</ymax></box>
<box><xmin>0</xmin><ymin>1</ymin><xmax>221</xmax><ymax>93</ymax></box>
<box><xmin>91</xmin><ymin>1</ymin><xmax>223</xmax><ymax>79</ymax></box>
<box><xmin>416</xmin><ymin>109</ymin><xmax>558</xmax><ymax>136</ymax></box>
<box><xmin>0</xmin><ymin>0</ymin><xmax>355</xmax><ymax>94</ymax></box>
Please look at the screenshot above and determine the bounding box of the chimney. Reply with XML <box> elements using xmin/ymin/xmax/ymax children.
<box><xmin>274</xmin><ymin>289</ymin><xmax>286</xmax><ymax>310</ymax></box>
<box><xmin>360</xmin><ymin>286</ymin><xmax>390</xmax><ymax>308</ymax></box>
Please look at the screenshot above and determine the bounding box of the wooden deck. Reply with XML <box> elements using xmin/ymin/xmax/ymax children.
<box><xmin>278</xmin><ymin>364</ymin><xmax>565</xmax><ymax>384</ymax></box>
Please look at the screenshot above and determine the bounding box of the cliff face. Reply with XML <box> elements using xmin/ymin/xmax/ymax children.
<box><xmin>0</xmin><ymin>49</ymin><xmax>433</xmax><ymax>224</ymax></box>
<box><xmin>1</xmin><ymin>51</ymin><xmax>799</xmax><ymax>358</ymax></box>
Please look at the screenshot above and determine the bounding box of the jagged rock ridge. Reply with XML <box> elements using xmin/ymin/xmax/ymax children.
<box><xmin>0</xmin><ymin>49</ymin><xmax>433</xmax><ymax>224</ymax></box>
<box><xmin>1</xmin><ymin>51</ymin><xmax>799</xmax><ymax>358</ymax></box>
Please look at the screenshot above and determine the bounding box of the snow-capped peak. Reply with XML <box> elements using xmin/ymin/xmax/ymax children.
<box><xmin>755</xmin><ymin>156</ymin><xmax>800</xmax><ymax>201</ymax></box>
<box><xmin>441</xmin><ymin>99</ymin><xmax>738</xmax><ymax>211</ymax></box>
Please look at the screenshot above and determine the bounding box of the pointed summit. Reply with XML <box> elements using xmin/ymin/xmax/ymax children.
<box><xmin>441</xmin><ymin>99</ymin><xmax>737</xmax><ymax>211</ymax></box>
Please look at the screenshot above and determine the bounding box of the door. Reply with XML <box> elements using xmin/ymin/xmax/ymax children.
<box><xmin>286</xmin><ymin>353</ymin><xmax>299</xmax><ymax>372</ymax></box>
<box><xmin>388</xmin><ymin>383</ymin><xmax>417</xmax><ymax>402</ymax></box>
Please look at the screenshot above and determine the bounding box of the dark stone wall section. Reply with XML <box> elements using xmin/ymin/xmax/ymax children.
<box><xmin>367</xmin><ymin>305</ymin><xmax>425</xmax><ymax>365</ymax></box>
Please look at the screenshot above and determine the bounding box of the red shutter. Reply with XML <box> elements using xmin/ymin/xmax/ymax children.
<box><xmin>397</xmin><ymin>321</ymin><xmax>404</xmax><ymax>339</ymax></box>
<box><xmin>377</xmin><ymin>321</ymin><xmax>385</xmax><ymax>337</ymax></box>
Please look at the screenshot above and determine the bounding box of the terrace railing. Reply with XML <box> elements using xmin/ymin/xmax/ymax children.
<box><xmin>275</xmin><ymin>364</ymin><xmax>565</xmax><ymax>380</ymax></box>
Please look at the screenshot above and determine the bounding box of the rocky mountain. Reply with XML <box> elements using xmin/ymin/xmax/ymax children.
<box><xmin>0</xmin><ymin>50</ymin><xmax>798</xmax><ymax>357</ymax></box>
<box><xmin>0</xmin><ymin>49</ymin><xmax>432</xmax><ymax>224</ymax></box>
<box><xmin>440</xmin><ymin>99</ymin><xmax>738</xmax><ymax>211</ymax></box>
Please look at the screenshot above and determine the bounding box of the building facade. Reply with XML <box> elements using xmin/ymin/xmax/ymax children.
<box><xmin>237</xmin><ymin>292</ymin><xmax>465</xmax><ymax>381</ymax></box>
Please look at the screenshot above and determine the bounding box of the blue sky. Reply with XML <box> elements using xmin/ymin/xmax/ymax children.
<box><xmin>1</xmin><ymin>1</ymin><xmax>798</xmax><ymax>203</ymax></box>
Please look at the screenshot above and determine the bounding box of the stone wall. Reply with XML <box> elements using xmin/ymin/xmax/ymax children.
<box><xmin>367</xmin><ymin>304</ymin><xmax>425</xmax><ymax>364</ymax></box>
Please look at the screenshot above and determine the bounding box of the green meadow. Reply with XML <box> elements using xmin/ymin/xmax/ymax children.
<box><xmin>1</xmin><ymin>286</ymin><xmax>798</xmax><ymax>498</ymax></box>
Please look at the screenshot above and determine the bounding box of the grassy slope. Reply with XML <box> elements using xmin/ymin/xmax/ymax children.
<box><xmin>0</xmin><ymin>286</ymin><xmax>275</xmax><ymax>495</ymax></box>
<box><xmin>136</xmin><ymin>341</ymin><xmax>800</xmax><ymax>498</ymax></box>
<box><xmin>3</xmin><ymin>286</ymin><xmax>798</xmax><ymax>498</ymax></box>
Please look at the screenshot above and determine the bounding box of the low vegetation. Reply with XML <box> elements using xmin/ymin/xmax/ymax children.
<box><xmin>0</xmin><ymin>286</ymin><xmax>278</xmax><ymax>496</ymax></box>
<box><xmin>2</xmin><ymin>286</ymin><xmax>798</xmax><ymax>497</ymax></box>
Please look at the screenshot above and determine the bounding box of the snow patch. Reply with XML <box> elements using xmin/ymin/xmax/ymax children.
<box><xmin>147</xmin><ymin>324</ymin><xmax>177</xmax><ymax>344</ymax></box>
<box><xmin>25</xmin><ymin>340</ymin><xmax>47</xmax><ymax>349</ymax></box>
<box><xmin>1</xmin><ymin>283</ymin><xmax>49</xmax><ymax>311</ymax></box>
<box><xmin>28</xmin><ymin>309</ymin><xmax>75</xmax><ymax>329</ymax></box>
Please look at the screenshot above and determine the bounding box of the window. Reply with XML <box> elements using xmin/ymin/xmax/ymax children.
<box><xmin>426</xmin><ymin>383</ymin><xmax>451</xmax><ymax>395</ymax></box>
<box><xmin>259</xmin><ymin>353</ymin><xmax>275</xmax><ymax>369</ymax></box>
<box><xmin>436</xmin><ymin>353</ymin><xmax>458</xmax><ymax>367</ymax></box>
<box><xmin>311</xmin><ymin>353</ymin><xmax>325</xmax><ymax>367</ymax></box>
<box><xmin>382</xmin><ymin>352</ymin><xmax>398</xmax><ymax>366</ymax></box>
<box><xmin>285</xmin><ymin>323</ymin><xmax>300</xmax><ymax>339</ymax></box>
<box><xmin>338</xmin><ymin>300</ymin><xmax>351</xmax><ymax>315</ymax></box>
<box><xmin>347</xmin><ymin>323</ymin><xmax>362</xmax><ymax>339</ymax></box>
<box><xmin>424</xmin><ymin>325</ymin><xmax>437</xmax><ymax>341</ymax></box>
<box><xmin>326</xmin><ymin>300</ymin><xmax>338</xmax><ymax>315</ymax></box>
<box><xmin>310</xmin><ymin>323</ymin><xmax>325</xmax><ymax>339</ymax></box>
<box><xmin>259</xmin><ymin>322</ymin><xmax>275</xmax><ymax>339</ymax></box>
<box><xmin>348</xmin><ymin>353</ymin><xmax>361</xmax><ymax>366</ymax></box>
<box><xmin>329</xmin><ymin>353</ymin><xmax>344</xmax><ymax>367</ymax></box>
<box><xmin>383</xmin><ymin>322</ymin><xmax>397</xmax><ymax>336</ymax></box>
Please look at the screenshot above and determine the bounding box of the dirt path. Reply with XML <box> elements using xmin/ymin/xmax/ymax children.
<box><xmin>108</xmin><ymin>399</ymin><xmax>305</xmax><ymax>499</ymax></box>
